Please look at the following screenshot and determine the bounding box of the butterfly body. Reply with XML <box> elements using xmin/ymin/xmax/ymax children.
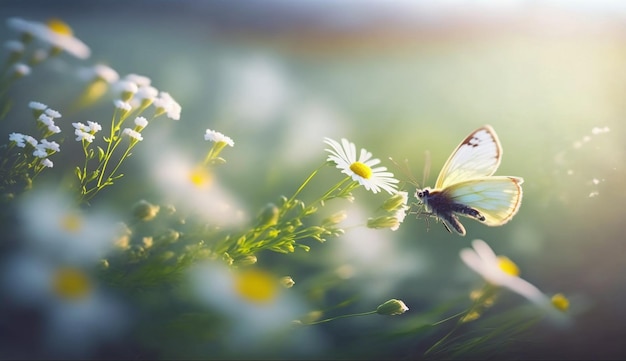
<box><xmin>415</xmin><ymin>125</ymin><xmax>523</xmax><ymax>236</ymax></box>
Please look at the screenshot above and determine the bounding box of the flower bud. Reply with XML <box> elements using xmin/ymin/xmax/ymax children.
<box><xmin>235</xmin><ymin>255</ymin><xmax>258</xmax><ymax>266</ymax></box>
<box><xmin>257</xmin><ymin>203</ymin><xmax>279</xmax><ymax>227</ymax></box>
<box><xmin>159</xmin><ymin>229</ymin><xmax>180</xmax><ymax>244</ymax></box>
<box><xmin>280</xmin><ymin>276</ymin><xmax>295</xmax><ymax>288</ymax></box>
<box><xmin>132</xmin><ymin>199</ymin><xmax>160</xmax><ymax>221</ymax></box>
<box><xmin>322</xmin><ymin>210</ymin><xmax>347</xmax><ymax>226</ymax></box>
<box><xmin>376</xmin><ymin>299</ymin><xmax>409</xmax><ymax>316</ymax></box>
<box><xmin>367</xmin><ymin>216</ymin><xmax>400</xmax><ymax>230</ymax></box>
<box><xmin>382</xmin><ymin>191</ymin><xmax>408</xmax><ymax>212</ymax></box>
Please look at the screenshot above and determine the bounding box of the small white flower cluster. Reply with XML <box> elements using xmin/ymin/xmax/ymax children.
<box><xmin>121</xmin><ymin>117</ymin><xmax>150</xmax><ymax>142</ymax></box>
<box><xmin>11</xmin><ymin>63</ymin><xmax>30</xmax><ymax>77</ymax></box>
<box><xmin>204</xmin><ymin>129</ymin><xmax>235</xmax><ymax>147</ymax></box>
<box><xmin>108</xmin><ymin>73</ymin><xmax>181</xmax><ymax>121</ymax></box>
<box><xmin>36</xmin><ymin>108</ymin><xmax>62</xmax><ymax>134</ymax></box>
<box><xmin>8</xmin><ymin>132</ymin><xmax>60</xmax><ymax>168</ymax></box>
<box><xmin>152</xmin><ymin>91</ymin><xmax>181</xmax><ymax>120</ymax></box>
<box><xmin>122</xmin><ymin>128</ymin><xmax>143</xmax><ymax>142</ymax></box>
<box><xmin>72</xmin><ymin>121</ymin><xmax>102</xmax><ymax>143</ymax></box>
<box><xmin>78</xmin><ymin>63</ymin><xmax>120</xmax><ymax>84</ymax></box>
<box><xmin>4</xmin><ymin>101</ymin><xmax>65</xmax><ymax>168</ymax></box>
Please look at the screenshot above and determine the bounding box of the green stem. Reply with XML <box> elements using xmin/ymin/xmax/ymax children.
<box><xmin>283</xmin><ymin>162</ymin><xmax>326</xmax><ymax>209</ymax></box>
<box><xmin>423</xmin><ymin>310</ymin><xmax>468</xmax><ymax>356</ymax></box>
<box><xmin>303</xmin><ymin>310</ymin><xmax>377</xmax><ymax>325</ymax></box>
<box><xmin>94</xmin><ymin>110</ymin><xmax>119</xmax><ymax>189</ymax></box>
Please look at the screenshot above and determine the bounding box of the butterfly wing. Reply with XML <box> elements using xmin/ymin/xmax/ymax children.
<box><xmin>435</xmin><ymin>125</ymin><xmax>502</xmax><ymax>189</ymax></box>
<box><xmin>441</xmin><ymin>176</ymin><xmax>523</xmax><ymax>226</ymax></box>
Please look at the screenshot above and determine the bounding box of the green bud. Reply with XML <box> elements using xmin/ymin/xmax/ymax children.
<box><xmin>163</xmin><ymin>204</ymin><xmax>177</xmax><ymax>215</ymax></box>
<box><xmin>257</xmin><ymin>203</ymin><xmax>279</xmax><ymax>227</ymax></box>
<box><xmin>1</xmin><ymin>193</ymin><xmax>15</xmax><ymax>203</ymax></box>
<box><xmin>322</xmin><ymin>211</ymin><xmax>347</xmax><ymax>226</ymax></box>
<box><xmin>367</xmin><ymin>216</ymin><xmax>400</xmax><ymax>230</ymax></box>
<box><xmin>376</xmin><ymin>299</ymin><xmax>409</xmax><ymax>316</ymax></box>
<box><xmin>208</xmin><ymin>157</ymin><xmax>227</xmax><ymax>166</ymax></box>
<box><xmin>235</xmin><ymin>255</ymin><xmax>258</xmax><ymax>266</ymax></box>
<box><xmin>382</xmin><ymin>191</ymin><xmax>408</xmax><ymax>212</ymax></box>
<box><xmin>142</xmin><ymin>236</ymin><xmax>153</xmax><ymax>249</ymax></box>
<box><xmin>159</xmin><ymin>229</ymin><xmax>180</xmax><ymax>243</ymax></box>
<box><xmin>159</xmin><ymin>251</ymin><xmax>176</xmax><ymax>262</ymax></box>
<box><xmin>132</xmin><ymin>199</ymin><xmax>160</xmax><ymax>221</ymax></box>
<box><xmin>300</xmin><ymin>310</ymin><xmax>323</xmax><ymax>324</ymax></box>
<box><xmin>267</xmin><ymin>228</ymin><xmax>280</xmax><ymax>238</ymax></box>
<box><xmin>303</xmin><ymin>206</ymin><xmax>318</xmax><ymax>216</ymax></box>
<box><xmin>280</xmin><ymin>276</ymin><xmax>295</xmax><ymax>288</ymax></box>
<box><xmin>222</xmin><ymin>252</ymin><xmax>234</xmax><ymax>266</ymax></box>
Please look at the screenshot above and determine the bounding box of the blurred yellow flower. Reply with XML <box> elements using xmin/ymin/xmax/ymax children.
<box><xmin>234</xmin><ymin>268</ymin><xmax>278</xmax><ymax>304</ymax></box>
<box><xmin>52</xmin><ymin>267</ymin><xmax>92</xmax><ymax>300</ymax></box>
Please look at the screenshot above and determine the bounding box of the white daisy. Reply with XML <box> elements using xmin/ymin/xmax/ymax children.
<box><xmin>0</xmin><ymin>252</ymin><xmax>127</xmax><ymax>358</ymax></box>
<box><xmin>460</xmin><ymin>239</ymin><xmax>550</xmax><ymax>307</ymax></box>
<box><xmin>7</xmin><ymin>17</ymin><xmax>90</xmax><ymax>59</ymax></box>
<box><xmin>189</xmin><ymin>262</ymin><xmax>309</xmax><ymax>353</ymax></box>
<box><xmin>16</xmin><ymin>188</ymin><xmax>118</xmax><ymax>262</ymax></box>
<box><xmin>324</xmin><ymin>137</ymin><xmax>399</xmax><ymax>194</ymax></box>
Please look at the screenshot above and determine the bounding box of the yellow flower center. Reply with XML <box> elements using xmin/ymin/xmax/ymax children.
<box><xmin>497</xmin><ymin>256</ymin><xmax>520</xmax><ymax>276</ymax></box>
<box><xmin>551</xmin><ymin>293</ymin><xmax>570</xmax><ymax>312</ymax></box>
<box><xmin>61</xmin><ymin>213</ymin><xmax>82</xmax><ymax>233</ymax></box>
<box><xmin>349</xmin><ymin>161</ymin><xmax>372</xmax><ymax>179</ymax></box>
<box><xmin>234</xmin><ymin>268</ymin><xmax>277</xmax><ymax>304</ymax></box>
<box><xmin>188</xmin><ymin>166</ymin><xmax>212</xmax><ymax>189</ymax></box>
<box><xmin>52</xmin><ymin>267</ymin><xmax>91</xmax><ymax>300</ymax></box>
<box><xmin>46</xmin><ymin>18</ymin><xmax>73</xmax><ymax>36</ymax></box>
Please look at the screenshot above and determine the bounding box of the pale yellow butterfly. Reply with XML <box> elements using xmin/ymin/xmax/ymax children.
<box><xmin>414</xmin><ymin>125</ymin><xmax>523</xmax><ymax>236</ymax></box>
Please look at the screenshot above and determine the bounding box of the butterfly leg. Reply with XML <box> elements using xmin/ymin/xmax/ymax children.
<box><xmin>439</xmin><ymin>212</ymin><xmax>466</xmax><ymax>236</ymax></box>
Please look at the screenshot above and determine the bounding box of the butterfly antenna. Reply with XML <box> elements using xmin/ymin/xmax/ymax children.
<box><xmin>422</xmin><ymin>150</ymin><xmax>431</xmax><ymax>187</ymax></box>
<box><xmin>388</xmin><ymin>156</ymin><xmax>420</xmax><ymax>188</ymax></box>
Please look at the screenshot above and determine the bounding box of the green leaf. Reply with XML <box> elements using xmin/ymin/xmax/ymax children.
<box><xmin>97</xmin><ymin>146</ymin><xmax>106</xmax><ymax>161</ymax></box>
<box><xmin>74</xmin><ymin>166</ymin><xmax>83</xmax><ymax>180</ymax></box>
<box><xmin>87</xmin><ymin>169</ymin><xmax>100</xmax><ymax>182</ymax></box>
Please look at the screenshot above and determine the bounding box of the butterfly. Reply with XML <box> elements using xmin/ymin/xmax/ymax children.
<box><xmin>414</xmin><ymin>125</ymin><xmax>523</xmax><ymax>236</ymax></box>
